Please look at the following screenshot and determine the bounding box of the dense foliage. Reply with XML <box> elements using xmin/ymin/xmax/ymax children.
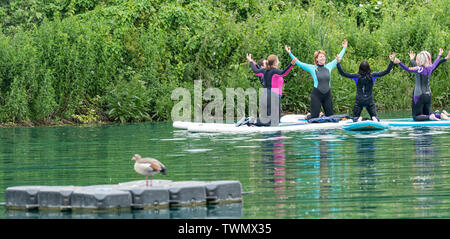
<box><xmin>0</xmin><ymin>0</ymin><xmax>448</xmax><ymax>124</ymax></box>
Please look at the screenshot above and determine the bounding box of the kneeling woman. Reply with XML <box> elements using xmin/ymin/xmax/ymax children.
<box><xmin>394</xmin><ymin>49</ymin><xmax>448</xmax><ymax>121</ymax></box>
<box><xmin>245</xmin><ymin>53</ymin><xmax>297</xmax><ymax>126</ymax></box>
<box><xmin>336</xmin><ymin>53</ymin><xmax>395</xmax><ymax>122</ymax></box>
<box><xmin>285</xmin><ymin>40</ymin><xmax>347</xmax><ymax>119</ymax></box>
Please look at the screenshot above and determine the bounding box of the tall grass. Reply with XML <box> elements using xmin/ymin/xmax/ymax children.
<box><xmin>0</xmin><ymin>0</ymin><xmax>448</xmax><ymax>124</ymax></box>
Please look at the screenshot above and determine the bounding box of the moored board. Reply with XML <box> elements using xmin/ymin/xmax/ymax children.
<box><xmin>343</xmin><ymin>121</ymin><xmax>389</xmax><ymax>131</ymax></box>
<box><xmin>186</xmin><ymin>120</ymin><xmax>353</xmax><ymax>133</ymax></box>
<box><xmin>384</xmin><ymin>118</ymin><xmax>450</xmax><ymax>127</ymax></box>
<box><xmin>173</xmin><ymin>114</ymin><xmax>308</xmax><ymax>129</ymax></box>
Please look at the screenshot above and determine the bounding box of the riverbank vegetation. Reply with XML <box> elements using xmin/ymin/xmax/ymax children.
<box><xmin>0</xmin><ymin>0</ymin><xmax>448</xmax><ymax>125</ymax></box>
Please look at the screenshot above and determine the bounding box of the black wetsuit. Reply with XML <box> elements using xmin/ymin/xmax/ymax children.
<box><xmin>289</xmin><ymin>47</ymin><xmax>347</xmax><ymax>119</ymax></box>
<box><xmin>250</xmin><ymin>62</ymin><xmax>293</xmax><ymax>126</ymax></box>
<box><xmin>409</xmin><ymin>58</ymin><xmax>447</xmax><ymax>121</ymax></box>
<box><xmin>337</xmin><ymin>61</ymin><xmax>393</xmax><ymax>120</ymax></box>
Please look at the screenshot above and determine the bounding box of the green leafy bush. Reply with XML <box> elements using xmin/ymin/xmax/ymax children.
<box><xmin>0</xmin><ymin>0</ymin><xmax>447</xmax><ymax>125</ymax></box>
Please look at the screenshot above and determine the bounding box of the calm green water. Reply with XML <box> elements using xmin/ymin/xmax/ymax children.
<box><xmin>1</xmin><ymin>111</ymin><xmax>450</xmax><ymax>219</ymax></box>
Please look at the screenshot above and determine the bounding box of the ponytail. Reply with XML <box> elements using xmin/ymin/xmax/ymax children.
<box><xmin>266</xmin><ymin>55</ymin><xmax>279</xmax><ymax>70</ymax></box>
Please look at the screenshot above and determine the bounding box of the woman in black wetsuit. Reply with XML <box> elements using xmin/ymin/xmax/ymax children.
<box><xmin>242</xmin><ymin>53</ymin><xmax>297</xmax><ymax>126</ymax></box>
<box><xmin>285</xmin><ymin>40</ymin><xmax>348</xmax><ymax>119</ymax></box>
<box><xmin>336</xmin><ymin>53</ymin><xmax>395</xmax><ymax>122</ymax></box>
<box><xmin>405</xmin><ymin>50</ymin><xmax>449</xmax><ymax>121</ymax></box>
<box><xmin>394</xmin><ymin>49</ymin><xmax>449</xmax><ymax>121</ymax></box>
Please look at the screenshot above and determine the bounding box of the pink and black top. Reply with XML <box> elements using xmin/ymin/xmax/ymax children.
<box><xmin>249</xmin><ymin>62</ymin><xmax>293</xmax><ymax>96</ymax></box>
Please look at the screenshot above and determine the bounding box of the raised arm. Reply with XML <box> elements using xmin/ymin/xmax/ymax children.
<box><xmin>336</xmin><ymin>63</ymin><xmax>360</xmax><ymax>79</ymax></box>
<box><xmin>285</xmin><ymin>45</ymin><xmax>316</xmax><ymax>75</ymax></box>
<box><xmin>272</xmin><ymin>59</ymin><xmax>296</xmax><ymax>77</ymax></box>
<box><xmin>326</xmin><ymin>39</ymin><xmax>348</xmax><ymax>70</ymax></box>
<box><xmin>372</xmin><ymin>61</ymin><xmax>393</xmax><ymax>78</ymax></box>
<box><xmin>372</xmin><ymin>53</ymin><xmax>395</xmax><ymax>78</ymax></box>
<box><xmin>397</xmin><ymin>61</ymin><xmax>420</xmax><ymax>73</ymax></box>
<box><xmin>433</xmin><ymin>58</ymin><xmax>447</xmax><ymax>73</ymax></box>
<box><xmin>247</xmin><ymin>53</ymin><xmax>265</xmax><ymax>75</ymax></box>
<box><xmin>409</xmin><ymin>51</ymin><xmax>417</xmax><ymax>67</ymax></box>
<box><xmin>426</xmin><ymin>48</ymin><xmax>443</xmax><ymax>72</ymax></box>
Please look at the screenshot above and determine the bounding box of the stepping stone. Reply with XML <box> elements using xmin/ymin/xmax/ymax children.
<box><xmin>166</xmin><ymin>181</ymin><xmax>207</xmax><ymax>206</ymax></box>
<box><xmin>5</xmin><ymin>186</ymin><xmax>52</xmax><ymax>210</ymax></box>
<box><xmin>204</xmin><ymin>181</ymin><xmax>242</xmax><ymax>204</ymax></box>
<box><xmin>37</xmin><ymin>186</ymin><xmax>79</xmax><ymax>211</ymax></box>
<box><xmin>71</xmin><ymin>186</ymin><xmax>132</xmax><ymax>210</ymax></box>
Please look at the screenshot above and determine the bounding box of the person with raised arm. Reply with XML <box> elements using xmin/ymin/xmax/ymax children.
<box><xmin>240</xmin><ymin>53</ymin><xmax>297</xmax><ymax>126</ymax></box>
<box><xmin>394</xmin><ymin>49</ymin><xmax>449</xmax><ymax>121</ymax></box>
<box><xmin>285</xmin><ymin>40</ymin><xmax>348</xmax><ymax>119</ymax></box>
<box><xmin>336</xmin><ymin>53</ymin><xmax>395</xmax><ymax>122</ymax></box>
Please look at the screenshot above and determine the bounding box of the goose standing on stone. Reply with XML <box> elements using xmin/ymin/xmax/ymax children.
<box><xmin>131</xmin><ymin>154</ymin><xmax>167</xmax><ymax>187</ymax></box>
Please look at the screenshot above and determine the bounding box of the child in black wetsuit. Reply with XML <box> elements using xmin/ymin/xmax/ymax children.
<box><xmin>336</xmin><ymin>53</ymin><xmax>395</xmax><ymax>122</ymax></box>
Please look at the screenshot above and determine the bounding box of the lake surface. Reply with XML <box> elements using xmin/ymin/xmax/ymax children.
<box><xmin>1</xmin><ymin>111</ymin><xmax>450</xmax><ymax>219</ymax></box>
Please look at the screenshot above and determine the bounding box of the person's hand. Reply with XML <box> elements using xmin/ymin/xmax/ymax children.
<box><xmin>342</xmin><ymin>39</ymin><xmax>348</xmax><ymax>48</ymax></box>
<box><xmin>389</xmin><ymin>52</ymin><xmax>396</xmax><ymax>62</ymax></box>
<box><xmin>291</xmin><ymin>57</ymin><xmax>298</xmax><ymax>65</ymax></box>
<box><xmin>439</xmin><ymin>48</ymin><xmax>443</xmax><ymax>56</ymax></box>
<box><xmin>336</xmin><ymin>55</ymin><xmax>341</xmax><ymax>63</ymax></box>
<box><xmin>246</xmin><ymin>53</ymin><xmax>253</xmax><ymax>62</ymax></box>
<box><xmin>394</xmin><ymin>58</ymin><xmax>400</xmax><ymax>64</ymax></box>
<box><xmin>408</xmin><ymin>51</ymin><xmax>415</xmax><ymax>60</ymax></box>
<box><xmin>446</xmin><ymin>51</ymin><xmax>450</xmax><ymax>60</ymax></box>
<box><xmin>285</xmin><ymin>45</ymin><xmax>291</xmax><ymax>54</ymax></box>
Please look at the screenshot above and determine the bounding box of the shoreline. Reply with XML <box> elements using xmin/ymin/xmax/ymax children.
<box><xmin>0</xmin><ymin>109</ymin><xmax>415</xmax><ymax>128</ymax></box>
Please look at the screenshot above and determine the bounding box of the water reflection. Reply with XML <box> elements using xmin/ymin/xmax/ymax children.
<box><xmin>292</xmin><ymin>130</ymin><xmax>339</xmax><ymax>218</ymax></box>
<box><xmin>2</xmin><ymin>120</ymin><xmax>450</xmax><ymax>219</ymax></box>
<box><xmin>356</xmin><ymin>134</ymin><xmax>377</xmax><ymax>191</ymax></box>
<box><xmin>354</xmin><ymin>133</ymin><xmax>378</xmax><ymax>213</ymax></box>
<box><xmin>4</xmin><ymin>203</ymin><xmax>243</xmax><ymax>219</ymax></box>
<box><xmin>411</xmin><ymin>128</ymin><xmax>440</xmax><ymax>217</ymax></box>
<box><xmin>412</xmin><ymin>128</ymin><xmax>437</xmax><ymax>186</ymax></box>
<box><xmin>260</xmin><ymin>132</ymin><xmax>288</xmax><ymax>217</ymax></box>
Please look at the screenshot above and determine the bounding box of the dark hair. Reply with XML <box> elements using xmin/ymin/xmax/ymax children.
<box><xmin>257</xmin><ymin>58</ymin><xmax>265</xmax><ymax>68</ymax></box>
<box><xmin>358</xmin><ymin>61</ymin><xmax>371</xmax><ymax>75</ymax></box>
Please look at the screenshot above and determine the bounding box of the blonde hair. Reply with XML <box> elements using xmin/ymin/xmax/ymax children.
<box><xmin>416</xmin><ymin>51</ymin><xmax>431</xmax><ymax>67</ymax></box>
<box><xmin>314</xmin><ymin>50</ymin><xmax>326</xmax><ymax>66</ymax></box>
<box><xmin>266</xmin><ymin>54</ymin><xmax>279</xmax><ymax>69</ymax></box>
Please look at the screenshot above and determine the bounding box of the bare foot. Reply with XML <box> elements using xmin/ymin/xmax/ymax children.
<box><xmin>443</xmin><ymin>110</ymin><xmax>449</xmax><ymax>116</ymax></box>
<box><xmin>429</xmin><ymin>114</ymin><xmax>440</xmax><ymax>121</ymax></box>
<box><xmin>357</xmin><ymin>117</ymin><xmax>363</xmax><ymax>122</ymax></box>
<box><xmin>371</xmin><ymin>116</ymin><xmax>379</xmax><ymax>122</ymax></box>
<box><xmin>441</xmin><ymin>114</ymin><xmax>449</xmax><ymax>120</ymax></box>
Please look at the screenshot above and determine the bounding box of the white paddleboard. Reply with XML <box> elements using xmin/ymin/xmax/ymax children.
<box><xmin>186</xmin><ymin>120</ymin><xmax>353</xmax><ymax>133</ymax></box>
<box><xmin>173</xmin><ymin>114</ymin><xmax>308</xmax><ymax>129</ymax></box>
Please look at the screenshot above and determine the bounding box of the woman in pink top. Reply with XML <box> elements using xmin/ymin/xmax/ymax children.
<box><xmin>244</xmin><ymin>54</ymin><xmax>297</xmax><ymax>126</ymax></box>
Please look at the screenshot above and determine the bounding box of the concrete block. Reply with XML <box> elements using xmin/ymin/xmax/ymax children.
<box><xmin>5</xmin><ymin>186</ymin><xmax>51</xmax><ymax>210</ymax></box>
<box><xmin>70</xmin><ymin>210</ymin><xmax>133</xmax><ymax>219</ymax></box>
<box><xmin>117</xmin><ymin>180</ymin><xmax>171</xmax><ymax>209</ymax></box>
<box><xmin>204</xmin><ymin>180</ymin><xmax>242</xmax><ymax>204</ymax></box>
<box><xmin>37</xmin><ymin>186</ymin><xmax>78</xmax><ymax>211</ymax></box>
<box><xmin>166</xmin><ymin>181</ymin><xmax>207</xmax><ymax>206</ymax></box>
<box><xmin>71</xmin><ymin>186</ymin><xmax>132</xmax><ymax>210</ymax></box>
<box><xmin>118</xmin><ymin>180</ymin><xmax>172</xmax><ymax>188</ymax></box>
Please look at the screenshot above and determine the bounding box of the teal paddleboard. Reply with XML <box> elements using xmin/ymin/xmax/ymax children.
<box><xmin>384</xmin><ymin>118</ymin><xmax>450</xmax><ymax>127</ymax></box>
<box><xmin>343</xmin><ymin>121</ymin><xmax>389</xmax><ymax>131</ymax></box>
